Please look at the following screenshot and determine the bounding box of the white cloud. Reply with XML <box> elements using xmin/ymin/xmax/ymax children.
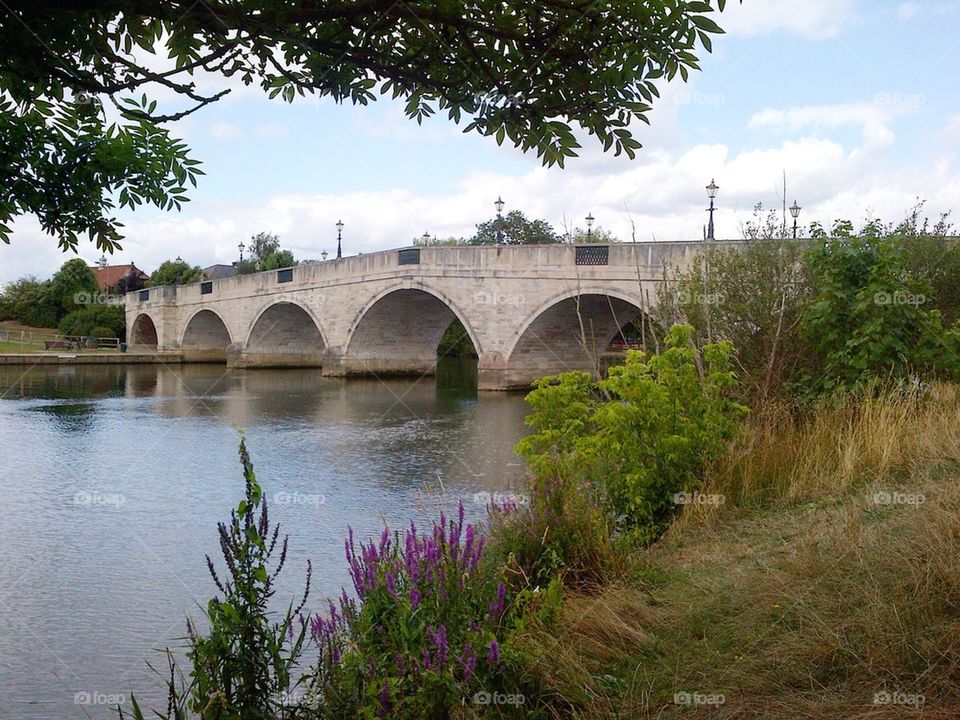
<box><xmin>897</xmin><ymin>2</ymin><xmax>922</xmax><ymax>20</ymax></box>
<box><xmin>209</xmin><ymin>122</ymin><xmax>243</xmax><ymax>141</ymax></box>
<box><xmin>721</xmin><ymin>0</ymin><xmax>859</xmax><ymax>39</ymax></box>
<box><xmin>896</xmin><ymin>0</ymin><xmax>960</xmax><ymax>19</ymax></box>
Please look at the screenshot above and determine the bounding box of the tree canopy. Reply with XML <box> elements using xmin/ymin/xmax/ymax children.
<box><xmin>470</xmin><ymin>210</ymin><xmax>561</xmax><ymax>245</ymax></box>
<box><xmin>0</xmin><ymin>1</ymin><xmax>734</xmax><ymax>252</ymax></box>
<box><xmin>149</xmin><ymin>259</ymin><xmax>205</xmax><ymax>286</ymax></box>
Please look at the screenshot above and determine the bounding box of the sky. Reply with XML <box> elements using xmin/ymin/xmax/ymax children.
<box><xmin>2</xmin><ymin>0</ymin><xmax>960</xmax><ymax>284</ymax></box>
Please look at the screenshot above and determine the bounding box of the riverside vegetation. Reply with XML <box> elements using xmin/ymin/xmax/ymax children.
<box><xmin>122</xmin><ymin>211</ymin><xmax>960</xmax><ymax>719</ymax></box>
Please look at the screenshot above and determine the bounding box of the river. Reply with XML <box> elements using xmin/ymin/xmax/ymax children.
<box><xmin>0</xmin><ymin>360</ymin><xmax>530</xmax><ymax>719</ymax></box>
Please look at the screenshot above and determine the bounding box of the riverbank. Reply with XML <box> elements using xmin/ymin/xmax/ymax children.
<box><xmin>0</xmin><ymin>351</ymin><xmax>183</xmax><ymax>364</ymax></box>
<box><xmin>510</xmin><ymin>384</ymin><xmax>960</xmax><ymax>718</ymax></box>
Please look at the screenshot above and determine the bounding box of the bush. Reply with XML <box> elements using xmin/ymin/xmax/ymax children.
<box><xmin>517</xmin><ymin>325</ymin><xmax>747</xmax><ymax>543</ymax></box>
<box><xmin>488</xmin><ymin>474</ymin><xmax>617</xmax><ymax>591</ymax></box>
<box><xmin>58</xmin><ymin>304</ymin><xmax>125</xmax><ymax>338</ymax></box>
<box><xmin>800</xmin><ymin>229</ymin><xmax>960</xmax><ymax>394</ymax></box>
<box><xmin>308</xmin><ymin>504</ymin><xmax>509</xmax><ymax>718</ymax></box>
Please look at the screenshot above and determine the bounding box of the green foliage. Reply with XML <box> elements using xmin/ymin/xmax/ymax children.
<box><xmin>570</xmin><ymin>226</ymin><xmax>619</xmax><ymax>244</ymax></box>
<box><xmin>470</xmin><ymin>210</ymin><xmax>562</xmax><ymax>245</ymax></box>
<box><xmin>412</xmin><ymin>235</ymin><xmax>468</xmax><ymax>247</ymax></box>
<box><xmin>248</xmin><ymin>232</ymin><xmax>280</xmax><ymax>265</ymax></box>
<box><xmin>800</xmin><ymin>225</ymin><xmax>960</xmax><ymax>393</ymax></box>
<box><xmin>50</xmin><ymin>258</ymin><xmax>100</xmax><ymax>315</ymax></box>
<box><xmin>488</xmin><ymin>475</ymin><xmax>617</xmax><ymax>590</ymax></box>
<box><xmin>0</xmin><ymin>90</ymin><xmax>202</xmax><ymax>252</ymax></box>
<box><xmin>655</xmin><ymin>237</ymin><xmax>811</xmax><ymax>401</ymax></box>
<box><xmin>149</xmin><ymin>259</ymin><xmax>205</xmax><ymax>287</ymax></box>
<box><xmin>0</xmin><ymin>276</ymin><xmax>59</xmax><ymax>327</ymax></box>
<box><xmin>58</xmin><ymin>304</ymin><xmax>125</xmax><ymax>338</ymax></box>
<box><xmin>1</xmin><ymin>3</ymin><xmax>734</xmax><ymax>247</ymax></box>
<box><xmin>517</xmin><ymin>325</ymin><xmax>747</xmax><ymax>543</ymax></box>
<box><xmin>261</xmin><ymin>249</ymin><xmax>297</xmax><ymax>271</ymax></box>
<box><xmin>123</xmin><ymin>440</ymin><xmax>311</xmax><ymax>720</ymax></box>
<box><xmin>437</xmin><ymin>319</ymin><xmax>476</xmax><ymax>358</ymax></box>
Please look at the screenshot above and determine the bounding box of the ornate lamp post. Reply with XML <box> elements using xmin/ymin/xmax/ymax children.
<box><xmin>585</xmin><ymin>212</ymin><xmax>595</xmax><ymax>241</ymax></box>
<box><xmin>321</xmin><ymin>250</ymin><xmax>328</xmax><ymax>261</ymax></box>
<box><xmin>336</xmin><ymin>219</ymin><xmax>344</xmax><ymax>259</ymax></box>
<box><xmin>705</xmin><ymin>179</ymin><xmax>719</xmax><ymax>240</ymax></box>
<box><xmin>494</xmin><ymin>196</ymin><xmax>505</xmax><ymax>244</ymax></box>
<box><xmin>422</xmin><ymin>231</ymin><xmax>431</xmax><ymax>244</ymax></box>
<box><xmin>237</xmin><ymin>241</ymin><xmax>245</xmax><ymax>262</ymax></box>
<box><xmin>789</xmin><ymin>200</ymin><xmax>802</xmax><ymax>239</ymax></box>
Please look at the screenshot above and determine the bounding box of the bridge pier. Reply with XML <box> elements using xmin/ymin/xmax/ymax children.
<box><xmin>322</xmin><ymin>354</ymin><xmax>438</xmax><ymax>379</ymax></box>
<box><xmin>226</xmin><ymin>345</ymin><xmax>325</xmax><ymax>369</ymax></box>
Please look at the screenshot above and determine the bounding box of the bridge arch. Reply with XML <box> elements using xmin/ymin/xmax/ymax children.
<box><xmin>180</xmin><ymin>309</ymin><xmax>232</xmax><ymax>359</ymax></box>
<box><xmin>129</xmin><ymin>313</ymin><xmax>158</xmax><ymax>348</ymax></box>
<box><xmin>343</xmin><ymin>282</ymin><xmax>482</xmax><ymax>376</ymax></box>
<box><xmin>504</xmin><ymin>288</ymin><xmax>646</xmax><ymax>377</ymax></box>
<box><xmin>241</xmin><ymin>300</ymin><xmax>327</xmax><ymax>367</ymax></box>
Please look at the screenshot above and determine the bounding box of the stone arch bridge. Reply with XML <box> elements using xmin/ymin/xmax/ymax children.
<box><xmin>126</xmin><ymin>242</ymin><xmax>736</xmax><ymax>390</ymax></box>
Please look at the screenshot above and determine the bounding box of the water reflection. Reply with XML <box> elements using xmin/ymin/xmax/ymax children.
<box><xmin>0</xmin><ymin>360</ymin><xmax>530</xmax><ymax>719</ymax></box>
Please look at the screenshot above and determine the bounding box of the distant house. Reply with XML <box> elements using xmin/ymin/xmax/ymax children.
<box><xmin>91</xmin><ymin>263</ymin><xmax>149</xmax><ymax>294</ymax></box>
<box><xmin>204</xmin><ymin>264</ymin><xmax>237</xmax><ymax>280</ymax></box>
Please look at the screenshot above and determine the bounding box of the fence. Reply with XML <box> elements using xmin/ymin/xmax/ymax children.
<box><xmin>0</xmin><ymin>330</ymin><xmax>121</xmax><ymax>351</ymax></box>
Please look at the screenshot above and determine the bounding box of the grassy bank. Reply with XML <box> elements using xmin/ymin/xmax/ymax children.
<box><xmin>512</xmin><ymin>384</ymin><xmax>960</xmax><ymax>718</ymax></box>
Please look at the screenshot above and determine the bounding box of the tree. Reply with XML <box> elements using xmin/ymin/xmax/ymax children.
<box><xmin>0</xmin><ymin>1</ymin><xmax>735</xmax><ymax>251</ymax></box>
<box><xmin>248</xmin><ymin>232</ymin><xmax>281</xmax><ymax>266</ymax></box>
<box><xmin>149</xmin><ymin>259</ymin><xmax>205</xmax><ymax>287</ymax></box>
<box><xmin>0</xmin><ymin>276</ymin><xmax>59</xmax><ymax>327</ymax></box>
<box><xmin>470</xmin><ymin>210</ymin><xmax>561</xmax><ymax>245</ymax></box>
<box><xmin>49</xmin><ymin>258</ymin><xmax>100</xmax><ymax>317</ymax></box>
<box><xmin>570</xmin><ymin>226</ymin><xmax>619</xmax><ymax>244</ymax></box>
<box><xmin>261</xmin><ymin>249</ymin><xmax>296</xmax><ymax>270</ymax></box>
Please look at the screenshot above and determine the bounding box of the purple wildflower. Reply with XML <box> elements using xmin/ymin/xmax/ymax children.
<box><xmin>487</xmin><ymin>640</ymin><xmax>500</xmax><ymax>664</ymax></box>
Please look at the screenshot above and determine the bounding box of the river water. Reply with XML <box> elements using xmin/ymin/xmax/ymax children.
<box><xmin>0</xmin><ymin>361</ymin><xmax>530</xmax><ymax>719</ymax></box>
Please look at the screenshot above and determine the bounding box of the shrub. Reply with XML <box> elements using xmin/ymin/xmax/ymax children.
<box><xmin>487</xmin><ymin>474</ymin><xmax>617</xmax><ymax>591</ymax></box>
<box><xmin>122</xmin><ymin>440</ymin><xmax>312</xmax><ymax>720</ymax></box>
<box><xmin>800</xmin><ymin>229</ymin><xmax>960</xmax><ymax>394</ymax></box>
<box><xmin>517</xmin><ymin>325</ymin><xmax>747</xmax><ymax>543</ymax></box>
<box><xmin>308</xmin><ymin>503</ymin><xmax>509</xmax><ymax>718</ymax></box>
<box><xmin>58</xmin><ymin>304</ymin><xmax>125</xmax><ymax>338</ymax></box>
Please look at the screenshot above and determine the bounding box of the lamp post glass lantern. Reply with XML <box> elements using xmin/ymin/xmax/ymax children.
<box><xmin>238</xmin><ymin>241</ymin><xmax>245</xmax><ymax>262</ymax></box>
<box><xmin>789</xmin><ymin>200</ymin><xmax>801</xmax><ymax>238</ymax></box>
<box><xmin>494</xmin><ymin>196</ymin><xmax>505</xmax><ymax>244</ymax></box>
<box><xmin>585</xmin><ymin>212</ymin><xmax>595</xmax><ymax>241</ymax></box>
<box><xmin>336</xmin><ymin>219</ymin><xmax>344</xmax><ymax>259</ymax></box>
<box><xmin>705</xmin><ymin>179</ymin><xmax>719</xmax><ymax>240</ymax></box>
<box><xmin>422</xmin><ymin>232</ymin><xmax>431</xmax><ymax>245</ymax></box>
<box><xmin>321</xmin><ymin>250</ymin><xmax>328</xmax><ymax>261</ymax></box>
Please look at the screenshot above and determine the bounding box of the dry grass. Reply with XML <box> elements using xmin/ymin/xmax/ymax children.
<box><xmin>701</xmin><ymin>382</ymin><xmax>960</xmax><ymax>505</ymax></box>
<box><xmin>511</xmin><ymin>383</ymin><xmax>960</xmax><ymax>719</ymax></box>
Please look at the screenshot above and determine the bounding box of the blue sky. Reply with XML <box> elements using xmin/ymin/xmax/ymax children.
<box><xmin>2</xmin><ymin>0</ymin><xmax>960</xmax><ymax>283</ymax></box>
